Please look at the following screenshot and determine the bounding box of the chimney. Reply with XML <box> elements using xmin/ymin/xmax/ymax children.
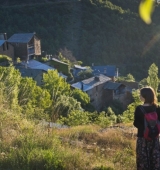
<box><xmin>116</xmin><ymin>68</ymin><xmax>119</xmax><ymax>77</ymax></box>
<box><xmin>0</xmin><ymin>33</ymin><xmax>7</xmax><ymax>40</ymax></box>
<box><xmin>81</xmin><ymin>82</ymin><xmax>84</xmax><ymax>90</ymax></box>
<box><xmin>25</xmin><ymin>61</ymin><xmax>29</xmax><ymax>69</ymax></box>
<box><xmin>4</xmin><ymin>33</ymin><xmax>7</xmax><ymax>40</ymax></box>
<box><xmin>95</xmin><ymin>76</ymin><xmax>100</xmax><ymax>81</ymax></box>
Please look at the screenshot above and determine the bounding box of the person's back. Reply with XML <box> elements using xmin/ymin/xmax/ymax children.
<box><xmin>133</xmin><ymin>87</ymin><xmax>160</xmax><ymax>170</ymax></box>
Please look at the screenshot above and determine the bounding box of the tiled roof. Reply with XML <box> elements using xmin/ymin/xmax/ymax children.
<box><xmin>104</xmin><ymin>81</ymin><xmax>125</xmax><ymax>90</ymax></box>
<box><xmin>71</xmin><ymin>74</ymin><xmax>111</xmax><ymax>92</ymax></box>
<box><xmin>0</xmin><ymin>40</ymin><xmax>5</xmax><ymax>46</ymax></box>
<box><xmin>92</xmin><ymin>65</ymin><xmax>116</xmax><ymax>77</ymax></box>
<box><xmin>8</xmin><ymin>33</ymin><xmax>35</xmax><ymax>43</ymax></box>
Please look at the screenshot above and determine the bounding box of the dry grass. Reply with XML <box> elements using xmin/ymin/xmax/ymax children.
<box><xmin>0</xmin><ymin>110</ymin><xmax>137</xmax><ymax>170</ymax></box>
<box><xmin>48</xmin><ymin>124</ymin><xmax>137</xmax><ymax>169</ymax></box>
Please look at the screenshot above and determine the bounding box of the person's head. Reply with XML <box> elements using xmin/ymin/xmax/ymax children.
<box><xmin>140</xmin><ymin>87</ymin><xmax>157</xmax><ymax>106</ymax></box>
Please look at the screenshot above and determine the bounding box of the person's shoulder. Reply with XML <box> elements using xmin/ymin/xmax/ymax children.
<box><xmin>136</xmin><ymin>105</ymin><xmax>143</xmax><ymax>109</ymax></box>
<box><xmin>135</xmin><ymin>105</ymin><xmax>142</xmax><ymax>112</ymax></box>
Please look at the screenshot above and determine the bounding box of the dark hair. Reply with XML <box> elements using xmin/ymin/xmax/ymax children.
<box><xmin>140</xmin><ymin>87</ymin><xmax>157</xmax><ymax>106</ymax></box>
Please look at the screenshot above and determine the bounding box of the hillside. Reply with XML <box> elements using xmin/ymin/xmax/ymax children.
<box><xmin>0</xmin><ymin>108</ymin><xmax>137</xmax><ymax>170</ymax></box>
<box><xmin>0</xmin><ymin>0</ymin><xmax>160</xmax><ymax>79</ymax></box>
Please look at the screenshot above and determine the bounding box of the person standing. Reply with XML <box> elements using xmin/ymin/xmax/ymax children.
<box><xmin>133</xmin><ymin>87</ymin><xmax>160</xmax><ymax>170</ymax></box>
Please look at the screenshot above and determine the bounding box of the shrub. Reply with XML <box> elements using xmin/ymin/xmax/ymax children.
<box><xmin>95</xmin><ymin>112</ymin><xmax>111</xmax><ymax>128</ymax></box>
<box><xmin>58</xmin><ymin>110</ymin><xmax>91</xmax><ymax>126</ymax></box>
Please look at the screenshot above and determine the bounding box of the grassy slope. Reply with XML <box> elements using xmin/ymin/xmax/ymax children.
<box><xmin>0</xmin><ymin>109</ymin><xmax>136</xmax><ymax>170</ymax></box>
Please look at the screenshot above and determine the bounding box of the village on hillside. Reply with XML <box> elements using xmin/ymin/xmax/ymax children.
<box><xmin>0</xmin><ymin>32</ymin><xmax>139</xmax><ymax>111</ymax></box>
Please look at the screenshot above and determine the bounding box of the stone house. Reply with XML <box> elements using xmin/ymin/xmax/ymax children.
<box><xmin>115</xmin><ymin>81</ymin><xmax>139</xmax><ymax>109</ymax></box>
<box><xmin>46</xmin><ymin>58</ymin><xmax>70</xmax><ymax>76</ymax></box>
<box><xmin>8</xmin><ymin>33</ymin><xmax>41</xmax><ymax>61</ymax></box>
<box><xmin>71</xmin><ymin>74</ymin><xmax>112</xmax><ymax>111</ymax></box>
<box><xmin>71</xmin><ymin>75</ymin><xmax>130</xmax><ymax>111</ymax></box>
<box><xmin>16</xmin><ymin>59</ymin><xmax>67</xmax><ymax>86</ymax></box>
<box><xmin>104</xmin><ymin>80</ymin><xmax>139</xmax><ymax>109</ymax></box>
<box><xmin>104</xmin><ymin>81</ymin><xmax>128</xmax><ymax>108</ymax></box>
<box><xmin>0</xmin><ymin>33</ymin><xmax>14</xmax><ymax>59</ymax></box>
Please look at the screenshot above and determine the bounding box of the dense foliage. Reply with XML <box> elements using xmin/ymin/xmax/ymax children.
<box><xmin>0</xmin><ymin>0</ymin><xmax>160</xmax><ymax>80</ymax></box>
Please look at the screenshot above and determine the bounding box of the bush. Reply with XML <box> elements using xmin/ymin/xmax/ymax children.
<box><xmin>58</xmin><ymin>110</ymin><xmax>91</xmax><ymax>126</ymax></box>
<box><xmin>95</xmin><ymin>112</ymin><xmax>111</xmax><ymax>128</ymax></box>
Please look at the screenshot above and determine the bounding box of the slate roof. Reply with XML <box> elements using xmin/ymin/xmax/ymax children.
<box><xmin>19</xmin><ymin>60</ymin><xmax>67</xmax><ymax>79</ymax></box>
<box><xmin>16</xmin><ymin>67</ymin><xmax>42</xmax><ymax>78</ymax></box>
<box><xmin>8</xmin><ymin>33</ymin><xmax>35</xmax><ymax>43</ymax></box>
<box><xmin>74</xmin><ymin>65</ymin><xmax>87</xmax><ymax>70</ymax></box>
<box><xmin>52</xmin><ymin>58</ymin><xmax>69</xmax><ymax>65</ymax></box>
<box><xmin>21</xmin><ymin>59</ymin><xmax>54</xmax><ymax>71</ymax></box>
<box><xmin>92</xmin><ymin>65</ymin><xmax>116</xmax><ymax>77</ymax></box>
<box><xmin>104</xmin><ymin>81</ymin><xmax>125</xmax><ymax>90</ymax></box>
<box><xmin>0</xmin><ymin>40</ymin><xmax>5</xmax><ymax>46</ymax></box>
<box><xmin>71</xmin><ymin>74</ymin><xmax>111</xmax><ymax>92</ymax></box>
<box><xmin>72</xmin><ymin>65</ymin><xmax>89</xmax><ymax>77</ymax></box>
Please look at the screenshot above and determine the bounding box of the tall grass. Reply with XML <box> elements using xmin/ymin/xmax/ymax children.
<box><xmin>0</xmin><ymin>107</ymin><xmax>136</xmax><ymax>170</ymax></box>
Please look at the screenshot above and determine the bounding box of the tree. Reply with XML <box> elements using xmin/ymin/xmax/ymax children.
<box><xmin>0</xmin><ymin>55</ymin><xmax>12</xmax><ymax>63</ymax></box>
<box><xmin>58</xmin><ymin>110</ymin><xmax>90</xmax><ymax>126</ymax></box>
<box><xmin>139</xmin><ymin>78</ymin><xmax>148</xmax><ymax>88</ymax></box>
<box><xmin>125</xmin><ymin>73</ymin><xmax>135</xmax><ymax>82</ymax></box>
<box><xmin>71</xmin><ymin>88</ymin><xmax>90</xmax><ymax>108</ymax></box>
<box><xmin>43</xmin><ymin>70</ymin><xmax>70</xmax><ymax>101</ymax></box>
<box><xmin>51</xmin><ymin>95</ymin><xmax>82</xmax><ymax>121</ymax></box>
<box><xmin>18</xmin><ymin>77</ymin><xmax>37</xmax><ymax>106</ymax></box>
<box><xmin>77</xmin><ymin>67</ymin><xmax>93</xmax><ymax>81</ymax></box>
<box><xmin>116</xmin><ymin>74</ymin><xmax>135</xmax><ymax>82</ymax></box>
<box><xmin>121</xmin><ymin>90</ymin><xmax>142</xmax><ymax>122</ymax></box>
<box><xmin>0</xmin><ymin>66</ymin><xmax>21</xmax><ymax>110</ymax></box>
<box><xmin>147</xmin><ymin>63</ymin><xmax>159</xmax><ymax>95</ymax></box>
<box><xmin>18</xmin><ymin>77</ymin><xmax>52</xmax><ymax>119</ymax></box>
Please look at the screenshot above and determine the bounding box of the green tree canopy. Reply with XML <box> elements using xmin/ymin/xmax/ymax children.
<box><xmin>147</xmin><ymin>63</ymin><xmax>159</xmax><ymax>94</ymax></box>
<box><xmin>0</xmin><ymin>66</ymin><xmax>21</xmax><ymax>110</ymax></box>
<box><xmin>43</xmin><ymin>70</ymin><xmax>70</xmax><ymax>101</ymax></box>
<box><xmin>71</xmin><ymin>88</ymin><xmax>90</xmax><ymax>108</ymax></box>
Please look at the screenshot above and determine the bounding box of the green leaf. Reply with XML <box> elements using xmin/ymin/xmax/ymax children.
<box><xmin>139</xmin><ymin>0</ymin><xmax>155</xmax><ymax>24</ymax></box>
